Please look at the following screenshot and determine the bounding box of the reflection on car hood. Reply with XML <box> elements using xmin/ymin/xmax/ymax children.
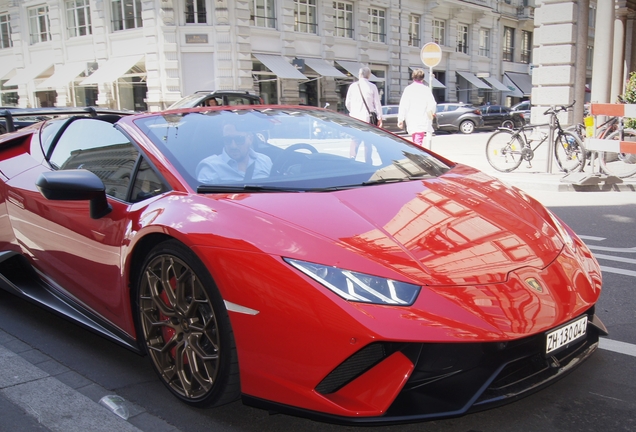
<box><xmin>213</xmin><ymin>164</ymin><xmax>563</xmax><ymax>287</ymax></box>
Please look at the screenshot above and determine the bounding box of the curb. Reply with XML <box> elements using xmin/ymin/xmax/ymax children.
<box><xmin>0</xmin><ymin>330</ymin><xmax>180</xmax><ymax>432</ymax></box>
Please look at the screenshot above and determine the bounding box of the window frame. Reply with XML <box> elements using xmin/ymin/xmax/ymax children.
<box><xmin>432</xmin><ymin>19</ymin><xmax>445</xmax><ymax>46</ymax></box>
<box><xmin>185</xmin><ymin>0</ymin><xmax>207</xmax><ymax>24</ymax></box>
<box><xmin>478</xmin><ymin>28</ymin><xmax>490</xmax><ymax>57</ymax></box>
<box><xmin>407</xmin><ymin>14</ymin><xmax>420</xmax><ymax>47</ymax></box>
<box><xmin>111</xmin><ymin>0</ymin><xmax>143</xmax><ymax>32</ymax></box>
<box><xmin>520</xmin><ymin>30</ymin><xmax>532</xmax><ymax>64</ymax></box>
<box><xmin>66</xmin><ymin>0</ymin><xmax>92</xmax><ymax>38</ymax></box>
<box><xmin>368</xmin><ymin>7</ymin><xmax>386</xmax><ymax>43</ymax></box>
<box><xmin>456</xmin><ymin>23</ymin><xmax>468</xmax><ymax>54</ymax></box>
<box><xmin>28</xmin><ymin>5</ymin><xmax>51</xmax><ymax>44</ymax></box>
<box><xmin>333</xmin><ymin>0</ymin><xmax>353</xmax><ymax>39</ymax></box>
<box><xmin>294</xmin><ymin>0</ymin><xmax>317</xmax><ymax>34</ymax></box>
<box><xmin>503</xmin><ymin>26</ymin><xmax>515</xmax><ymax>62</ymax></box>
<box><xmin>251</xmin><ymin>0</ymin><xmax>276</xmax><ymax>29</ymax></box>
<box><xmin>0</xmin><ymin>12</ymin><xmax>12</xmax><ymax>49</ymax></box>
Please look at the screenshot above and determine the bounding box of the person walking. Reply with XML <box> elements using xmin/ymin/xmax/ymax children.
<box><xmin>397</xmin><ymin>68</ymin><xmax>437</xmax><ymax>147</ymax></box>
<box><xmin>345</xmin><ymin>67</ymin><xmax>382</xmax><ymax>160</ymax></box>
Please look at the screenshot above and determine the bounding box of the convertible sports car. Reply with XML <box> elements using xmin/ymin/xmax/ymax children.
<box><xmin>0</xmin><ymin>105</ymin><xmax>607</xmax><ymax>425</ymax></box>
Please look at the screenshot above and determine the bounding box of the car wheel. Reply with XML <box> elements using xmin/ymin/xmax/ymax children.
<box><xmin>136</xmin><ymin>240</ymin><xmax>240</xmax><ymax>407</ymax></box>
<box><xmin>501</xmin><ymin>120</ymin><xmax>515</xmax><ymax>129</ymax></box>
<box><xmin>459</xmin><ymin>120</ymin><xmax>475</xmax><ymax>134</ymax></box>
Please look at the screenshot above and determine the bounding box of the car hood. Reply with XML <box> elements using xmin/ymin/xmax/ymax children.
<box><xmin>201</xmin><ymin>165</ymin><xmax>563</xmax><ymax>287</ymax></box>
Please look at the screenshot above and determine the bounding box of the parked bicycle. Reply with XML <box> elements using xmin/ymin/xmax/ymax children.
<box><xmin>485</xmin><ymin>102</ymin><xmax>586</xmax><ymax>173</ymax></box>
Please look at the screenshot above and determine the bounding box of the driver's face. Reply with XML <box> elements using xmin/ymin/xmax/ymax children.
<box><xmin>223</xmin><ymin>125</ymin><xmax>252</xmax><ymax>161</ymax></box>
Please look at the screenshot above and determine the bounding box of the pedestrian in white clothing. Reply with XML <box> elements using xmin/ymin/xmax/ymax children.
<box><xmin>345</xmin><ymin>67</ymin><xmax>382</xmax><ymax>160</ymax></box>
<box><xmin>397</xmin><ymin>68</ymin><xmax>437</xmax><ymax>147</ymax></box>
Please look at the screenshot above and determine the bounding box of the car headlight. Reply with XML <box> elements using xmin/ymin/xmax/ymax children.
<box><xmin>285</xmin><ymin>258</ymin><xmax>420</xmax><ymax>306</ymax></box>
<box><xmin>547</xmin><ymin>209</ymin><xmax>574</xmax><ymax>249</ymax></box>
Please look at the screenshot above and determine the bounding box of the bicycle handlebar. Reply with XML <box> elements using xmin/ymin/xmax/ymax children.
<box><xmin>542</xmin><ymin>100</ymin><xmax>576</xmax><ymax>116</ymax></box>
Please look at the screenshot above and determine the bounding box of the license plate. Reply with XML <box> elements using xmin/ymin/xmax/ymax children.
<box><xmin>545</xmin><ymin>315</ymin><xmax>588</xmax><ymax>355</ymax></box>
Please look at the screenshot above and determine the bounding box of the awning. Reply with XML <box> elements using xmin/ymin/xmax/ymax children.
<box><xmin>335</xmin><ymin>60</ymin><xmax>380</xmax><ymax>81</ymax></box>
<box><xmin>298</xmin><ymin>58</ymin><xmax>345</xmax><ymax>78</ymax></box>
<box><xmin>482</xmin><ymin>76</ymin><xmax>510</xmax><ymax>91</ymax></box>
<box><xmin>253</xmin><ymin>54</ymin><xmax>307</xmax><ymax>79</ymax></box>
<box><xmin>5</xmin><ymin>63</ymin><xmax>53</xmax><ymax>86</ymax></box>
<box><xmin>409</xmin><ymin>67</ymin><xmax>446</xmax><ymax>88</ymax></box>
<box><xmin>504</xmin><ymin>72</ymin><xmax>532</xmax><ymax>97</ymax></box>
<box><xmin>0</xmin><ymin>63</ymin><xmax>15</xmax><ymax>81</ymax></box>
<box><xmin>456</xmin><ymin>71</ymin><xmax>491</xmax><ymax>89</ymax></box>
<box><xmin>37</xmin><ymin>62</ymin><xmax>89</xmax><ymax>89</ymax></box>
<box><xmin>79</xmin><ymin>55</ymin><xmax>144</xmax><ymax>86</ymax></box>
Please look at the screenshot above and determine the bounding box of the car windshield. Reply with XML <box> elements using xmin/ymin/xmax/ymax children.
<box><xmin>135</xmin><ymin>108</ymin><xmax>452</xmax><ymax>192</ymax></box>
<box><xmin>167</xmin><ymin>94</ymin><xmax>205</xmax><ymax>109</ymax></box>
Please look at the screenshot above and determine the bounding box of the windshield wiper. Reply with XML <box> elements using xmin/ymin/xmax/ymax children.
<box><xmin>197</xmin><ymin>184</ymin><xmax>305</xmax><ymax>193</ymax></box>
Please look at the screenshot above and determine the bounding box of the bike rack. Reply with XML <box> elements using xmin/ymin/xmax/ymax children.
<box><xmin>585</xmin><ymin>103</ymin><xmax>636</xmax><ymax>174</ymax></box>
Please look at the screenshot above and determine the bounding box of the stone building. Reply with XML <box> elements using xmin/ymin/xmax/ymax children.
<box><xmin>0</xmin><ymin>0</ymin><xmax>632</xmax><ymax>114</ymax></box>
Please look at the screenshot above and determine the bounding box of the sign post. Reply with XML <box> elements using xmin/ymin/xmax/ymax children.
<box><xmin>420</xmin><ymin>43</ymin><xmax>442</xmax><ymax>149</ymax></box>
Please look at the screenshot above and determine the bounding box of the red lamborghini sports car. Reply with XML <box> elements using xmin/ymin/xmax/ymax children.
<box><xmin>0</xmin><ymin>106</ymin><xmax>607</xmax><ymax>425</ymax></box>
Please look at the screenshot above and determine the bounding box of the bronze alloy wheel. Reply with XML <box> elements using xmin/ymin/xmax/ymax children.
<box><xmin>137</xmin><ymin>240</ymin><xmax>239</xmax><ymax>407</ymax></box>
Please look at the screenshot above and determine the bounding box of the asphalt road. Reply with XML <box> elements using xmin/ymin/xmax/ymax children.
<box><xmin>1</xmin><ymin>130</ymin><xmax>635</xmax><ymax>432</ymax></box>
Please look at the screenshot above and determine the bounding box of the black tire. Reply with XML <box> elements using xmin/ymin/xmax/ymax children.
<box><xmin>485</xmin><ymin>129</ymin><xmax>525</xmax><ymax>172</ymax></box>
<box><xmin>554</xmin><ymin>131</ymin><xmax>586</xmax><ymax>173</ymax></box>
<box><xmin>459</xmin><ymin>120</ymin><xmax>475</xmax><ymax>134</ymax></box>
<box><xmin>599</xmin><ymin>129</ymin><xmax>636</xmax><ymax>178</ymax></box>
<box><xmin>135</xmin><ymin>240</ymin><xmax>240</xmax><ymax>407</ymax></box>
<box><xmin>501</xmin><ymin>120</ymin><xmax>515</xmax><ymax>130</ymax></box>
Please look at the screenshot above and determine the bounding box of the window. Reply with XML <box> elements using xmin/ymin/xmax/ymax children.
<box><xmin>185</xmin><ymin>0</ymin><xmax>206</xmax><ymax>24</ymax></box>
<box><xmin>456</xmin><ymin>24</ymin><xmax>468</xmax><ymax>54</ymax></box>
<box><xmin>368</xmin><ymin>8</ymin><xmax>385</xmax><ymax>43</ymax></box>
<box><xmin>251</xmin><ymin>0</ymin><xmax>276</xmax><ymax>28</ymax></box>
<box><xmin>589</xmin><ymin>3</ymin><xmax>596</xmax><ymax>29</ymax></box>
<box><xmin>587</xmin><ymin>45</ymin><xmax>593</xmax><ymax>68</ymax></box>
<box><xmin>408</xmin><ymin>14</ymin><xmax>420</xmax><ymax>47</ymax></box>
<box><xmin>0</xmin><ymin>13</ymin><xmax>11</xmax><ymax>48</ymax></box>
<box><xmin>432</xmin><ymin>19</ymin><xmax>445</xmax><ymax>46</ymax></box>
<box><xmin>503</xmin><ymin>26</ymin><xmax>514</xmax><ymax>62</ymax></box>
<box><xmin>0</xmin><ymin>80</ymin><xmax>18</xmax><ymax>105</ymax></box>
<box><xmin>520</xmin><ymin>30</ymin><xmax>532</xmax><ymax>64</ymax></box>
<box><xmin>48</xmin><ymin>118</ymin><xmax>140</xmax><ymax>201</ymax></box>
<box><xmin>66</xmin><ymin>0</ymin><xmax>92</xmax><ymax>37</ymax></box>
<box><xmin>111</xmin><ymin>0</ymin><xmax>143</xmax><ymax>31</ymax></box>
<box><xmin>479</xmin><ymin>28</ymin><xmax>490</xmax><ymax>57</ymax></box>
<box><xmin>294</xmin><ymin>0</ymin><xmax>317</xmax><ymax>34</ymax></box>
<box><xmin>28</xmin><ymin>5</ymin><xmax>51</xmax><ymax>44</ymax></box>
<box><xmin>333</xmin><ymin>1</ymin><xmax>353</xmax><ymax>38</ymax></box>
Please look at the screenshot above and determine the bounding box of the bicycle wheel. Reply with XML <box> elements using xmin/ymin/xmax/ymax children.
<box><xmin>554</xmin><ymin>131</ymin><xmax>586</xmax><ymax>172</ymax></box>
<box><xmin>599</xmin><ymin>129</ymin><xmax>636</xmax><ymax>178</ymax></box>
<box><xmin>485</xmin><ymin>130</ymin><xmax>525</xmax><ymax>172</ymax></box>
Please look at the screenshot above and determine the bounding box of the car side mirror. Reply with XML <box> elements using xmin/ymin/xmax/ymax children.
<box><xmin>36</xmin><ymin>169</ymin><xmax>112</xmax><ymax>219</ymax></box>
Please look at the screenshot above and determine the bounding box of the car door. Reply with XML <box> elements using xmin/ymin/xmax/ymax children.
<box><xmin>481</xmin><ymin>106</ymin><xmax>500</xmax><ymax>127</ymax></box>
<box><xmin>6</xmin><ymin>117</ymin><xmax>165</xmax><ymax>327</ymax></box>
<box><xmin>435</xmin><ymin>104</ymin><xmax>456</xmax><ymax>129</ymax></box>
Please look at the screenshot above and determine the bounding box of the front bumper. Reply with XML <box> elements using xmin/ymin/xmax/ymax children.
<box><xmin>243</xmin><ymin>307</ymin><xmax>606</xmax><ymax>425</ymax></box>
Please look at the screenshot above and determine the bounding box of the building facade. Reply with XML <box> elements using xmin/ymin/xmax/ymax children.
<box><xmin>0</xmin><ymin>0</ymin><xmax>555</xmax><ymax>112</ymax></box>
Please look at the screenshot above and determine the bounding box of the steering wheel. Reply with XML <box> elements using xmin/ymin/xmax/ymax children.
<box><xmin>272</xmin><ymin>143</ymin><xmax>318</xmax><ymax>175</ymax></box>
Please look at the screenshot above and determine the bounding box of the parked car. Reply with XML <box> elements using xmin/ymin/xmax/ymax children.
<box><xmin>0</xmin><ymin>105</ymin><xmax>605</xmax><ymax>425</ymax></box>
<box><xmin>168</xmin><ymin>90</ymin><xmax>263</xmax><ymax>109</ymax></box>
<box><xmin>381</xmin><ymin>105</ymin><xmax>402</xmax><ymax>133</ymax></box>
<box><xmin>510</xmin><ymin>100</ymin><xmax>532</xmax><ymax>126</ymax></box>
<box><xmin>478</xmin><ymin>104</ymin><xmax>524</xmax><ymax>129</ymax></box>
<box><xmin>434</xmin><ymin>103</ymin><xmax>484</xmax><ymax>134</ymax></box>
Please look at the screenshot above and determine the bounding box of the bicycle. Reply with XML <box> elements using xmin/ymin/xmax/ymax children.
<box><xmin>485</xmin><ymin>102</ymin><xmax>586</xmax><ymax>173</ymax></box>
<box><xmin>596</xmin><ymin>120</ymin><xmax>636</xmax><ymax>178</ymax></box>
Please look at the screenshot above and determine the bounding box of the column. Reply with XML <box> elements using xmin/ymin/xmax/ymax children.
<box><xmin>573</xmin><ymin>0</ymin><xmax>590</xmax><ymax>124</ymax></box>
<box><xmin>610</xmin><ymin>14</ymin><xmax>626</xmax><ymax>102</ymax></box>
<box><xmin>590</xmin><ymin>0</ymin><xmax>614</xmax><ymax>104</ymax></box>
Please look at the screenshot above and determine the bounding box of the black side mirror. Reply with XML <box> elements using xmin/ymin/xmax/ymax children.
<box><xmin>36</xmin><ymin>169</ymin><xmax>112</xmax><ymax>219</ymax></box>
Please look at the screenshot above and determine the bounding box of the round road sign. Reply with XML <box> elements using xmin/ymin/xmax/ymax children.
<box><xmin>420</xmin><ymin>42</ymin><xmax>442</xmax><ymax>68</ymax></box>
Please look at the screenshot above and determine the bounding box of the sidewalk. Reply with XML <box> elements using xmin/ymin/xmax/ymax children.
<box><xmin>0</xmin><ymin>329</ymin><xmax>179</xmax><ymax>432</ymax></box>
<box><xmin>428</xmin><ymin>131</ymin><xmax>636</xmax><ymax>193</ymax></box>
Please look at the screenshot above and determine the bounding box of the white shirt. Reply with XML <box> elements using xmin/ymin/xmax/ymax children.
<box><xmin>345</xmin><ymin>79</ymin><xmax>382</xmax><ymax>123</ymax></box>
<box><xmin>398</xmin><ymin>81</ymin><xmax>437</xmax><ymax>134</ymax></box>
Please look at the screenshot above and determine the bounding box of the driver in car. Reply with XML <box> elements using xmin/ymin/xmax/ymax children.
<box><xmin>196</xmin><ymin>123</ymin><xmax>272</xmax><ymax>183</ymax></box>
